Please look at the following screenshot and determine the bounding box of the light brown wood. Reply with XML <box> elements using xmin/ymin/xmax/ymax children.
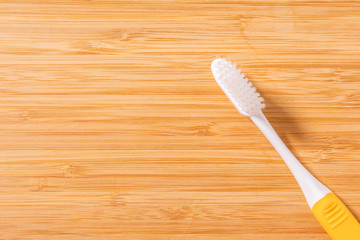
<box><xmin>0</xmin><ymin>0</ymin><xmax>359</xmax><ymax>239</ymax></box>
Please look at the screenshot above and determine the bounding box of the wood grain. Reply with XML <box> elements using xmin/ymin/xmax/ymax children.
<box><xmin>1</xmin><ymin>0</ymin><xmax>360</xmax><ymax>239</ymax></box>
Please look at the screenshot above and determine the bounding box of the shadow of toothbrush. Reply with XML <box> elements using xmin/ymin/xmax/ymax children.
<box><xmin>260</xmin><ymin>94</ymin><xmax>309</xmax><ymax>159</ymax></box>
<box><xmin>263</xmin><ymin>94</ymin><xmax>360</xmax><ymax>222</ymax></box>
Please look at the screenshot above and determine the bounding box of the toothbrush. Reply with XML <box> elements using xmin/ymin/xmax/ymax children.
<box><xmin>211</xmin><ymin>58</ymin><xmax>360</xmax><ymax>240</ymax></box>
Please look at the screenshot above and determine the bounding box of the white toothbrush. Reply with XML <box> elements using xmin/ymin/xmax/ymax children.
<box><xmin>211</xmin><ymin>58</ymin><xmax>360</xmax><ymax>240</ymax></box>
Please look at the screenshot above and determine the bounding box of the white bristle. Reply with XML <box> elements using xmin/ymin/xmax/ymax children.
<box><xmin>211</xmin><ymin>58</ymin><xmax>265</xmax><ymax>116</ymax></box>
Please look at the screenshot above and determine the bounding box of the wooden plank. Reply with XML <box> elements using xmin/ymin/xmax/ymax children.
<box><xmin>0</xmin><ymin>0</ymin><xmax>359</xmax><ymax>239</ymax></box>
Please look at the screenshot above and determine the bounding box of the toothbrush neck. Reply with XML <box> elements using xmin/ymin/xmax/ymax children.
<box><xmin>250</xmin><ymin>111</ymin><xmax>331</xmax><ymax>209</ymax></box>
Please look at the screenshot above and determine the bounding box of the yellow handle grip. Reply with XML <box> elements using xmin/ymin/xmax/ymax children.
<box><xmin>312</xmin><ymin>193</ymin><xmax>360</xmax><ymax>240</ymax></box>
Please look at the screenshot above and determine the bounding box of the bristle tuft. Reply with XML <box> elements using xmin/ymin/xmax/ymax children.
<box><xmin>211</xmin><ymin>58</ymin><xmax>265</xmax><ymax>116</ymax></box>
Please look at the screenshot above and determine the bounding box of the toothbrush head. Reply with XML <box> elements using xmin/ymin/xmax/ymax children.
<box><xmin>211</xmin><ymin>58</ymin><xmax>265</xmax><ymax>116</ymax></box>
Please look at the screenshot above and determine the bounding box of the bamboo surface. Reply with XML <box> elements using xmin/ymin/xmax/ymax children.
<box><xmin>1</xmin><ymin>1</ymin><xmax>360</xmax><ymax>239</ymax></box>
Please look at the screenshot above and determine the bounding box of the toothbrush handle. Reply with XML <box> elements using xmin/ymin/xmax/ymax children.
<box><xmin>250</xmin><ymin>111</ymin><xmax>360</xmax><ymax>239</ymax></box>
<box><xmin>312</xmin><ymin>192</ymin><xmax>360</xmax><ymax>240</ymax></box>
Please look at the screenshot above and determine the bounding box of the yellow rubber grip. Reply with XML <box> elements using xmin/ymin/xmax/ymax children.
<box><xmin>312</xmin><ymin>193</ymin><xmax>360</xmax><ymax>240</ymax></box>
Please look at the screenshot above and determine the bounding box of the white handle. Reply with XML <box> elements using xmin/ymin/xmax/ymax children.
<box><xmin>250</xmin><ymin>111</ymin><xmax>331</xmax><ymax>208</ymax></box>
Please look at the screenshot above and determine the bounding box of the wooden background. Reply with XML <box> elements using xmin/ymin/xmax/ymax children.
<box><xmin>1</xmin><ymin>0</ymin><xmax>359</xmax><ymax>239</ymax></box>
